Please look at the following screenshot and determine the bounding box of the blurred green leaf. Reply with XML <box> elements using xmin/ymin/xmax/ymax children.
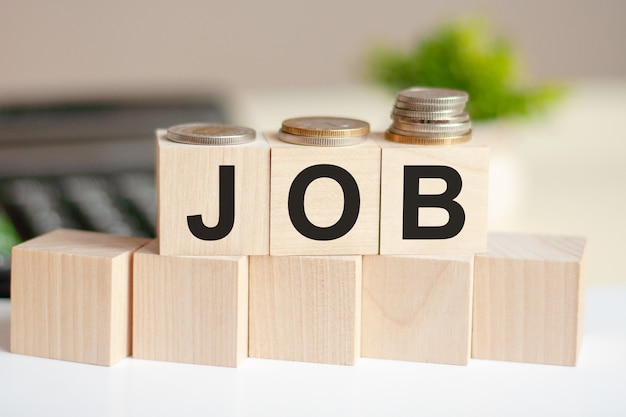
<box><xmin>0</xmin><ymin>209</ymin><xmax>20</xmax><ymax>261</ymax></box>
<box><xmin>366</xmin><ymin>18</ymin><xmax>565</xmax><ymax>121</ymax></box>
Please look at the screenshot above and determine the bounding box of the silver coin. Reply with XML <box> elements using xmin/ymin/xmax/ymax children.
<box><xmin>391</xmin><ymin>107</ymin><xmax>464</xmax><ymax>120</ymax></box>
<box><xmin>396</xmin><ymin>87</ymin><xmax>468</xmax><ymax>106</ymax></box>
<box><xmin>166</xmin><ymin>123</ymin><xmax>256</xmax><ymax>145</ymax></box>
<box><xmin>277</xmin><ymin>130</ymin><xmax>367</xmax><ymax>147</ymax></box>
<box><xmin>394</xmin><ymin>100</ymin><xmax>466</xmax><ymax>113</ymax></box>
<box><xmin>390</xmin><ymin>119</ymin><xmax>471</xmax><ymax>135</ymax></box>
<box><xmin>392</xmin><ymin>112</ymin><xmax>470</xmax><ymax>125</ymax></box>
<box><xmin>388</xmin><ymin>124</ymin><xmax>471</xmax><ymax>139</ymax></box>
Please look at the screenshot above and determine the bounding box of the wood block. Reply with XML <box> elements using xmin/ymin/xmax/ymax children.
<box><xmin>374</xmin><ymin>132</ymin><xmax>489</xmax><ymax>255</ymax></box>
<box><xmin>249</xmin><ymin>255</ymin><xmax>362</xmax><ymax>365</ymax></box>
<box><xmin>362</xmin><ymin>254</ymin><xmax>474</xmax><ymax>365</ymax></box>
<box><xmin>10</xmin><ymin>229</ymin><xmax>148</xmax><ymax>366</ymax></box>
<box><xmin>266</xmin><ymin>132</ymin><xmax>381</xmax><ymax>255</ymax></box>
<box><xmin>472</xmin><ymin>232</ymin><xmax>588</xmax><ymax>366</ymax></box>
<box><xmin>157</xmin><ymin>129</ymin><xmax>270</xmax><ymax>256</ymax></box>
<box><xmin>133</xmin><ymin>240</ymin><xmax>248</xmax><ymax>367</ymax></box>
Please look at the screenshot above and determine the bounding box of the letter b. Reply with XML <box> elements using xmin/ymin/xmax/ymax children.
<box><xmin>403</xmin><ymin>165</ymin><xmax>465</xmax><ymax>239</ymax></box>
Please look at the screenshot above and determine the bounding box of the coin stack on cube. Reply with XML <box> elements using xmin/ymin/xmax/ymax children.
<box><xmin>278</xmin><ymin>116</ymin><xmax>370</xmax><ymax>146</ymax></box>
<box><xmin>385</xmin><ymin>87</ymin><xmax>472</xmax><ymax>145</ymax></box>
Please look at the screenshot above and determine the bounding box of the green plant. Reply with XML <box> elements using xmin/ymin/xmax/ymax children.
<box><xmin>366</xmin><ymin>18</ymin><xmax>564</xmax><ymax>121</ymax></box>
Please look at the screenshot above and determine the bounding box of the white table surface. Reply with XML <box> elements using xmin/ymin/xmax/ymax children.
<box><xmin>1</xmin><ymin>287</ymin><xmax>625</xmax><ymax>417</ymax></box>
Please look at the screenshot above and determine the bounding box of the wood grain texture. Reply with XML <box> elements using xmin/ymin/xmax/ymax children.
<box><xmin>133</xmin><ymin>240</ymin><xmax>248</xmax><ymax>367</ymax></box>
<box><xmin>266</xmin><ymin>132</ymin><xmax>380</xmax><ymax>256</ymax></box>
<box><xmin>472</xmin><ymin>232</ymin><xmax>588</xmax><ymax>366</ymax></box>
<box><xmin>249</xmin><ymin>255</ymin><xmax>362</xmax><ymax>365</ymax></box>
<box><xmin>10</xmin><ymin>229</ymin><xmax>148</xmax><ymax>366</ymax></box>
<box><xmin>362</xmin><ymin>254</ymin><xmax>474</xmax><ymax>365</ymax></box>
<box><xmin>374</xmin><ymin>132</ymin><xmax>489</xmax><ymax>255</ymax></box>
<box><xmin>157</xmin><ymin>129</ymin><xmax>270</xmax><ymax>256</ymax></box>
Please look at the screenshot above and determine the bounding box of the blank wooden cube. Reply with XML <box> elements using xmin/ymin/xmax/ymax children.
<box><xmin>10</xmin><ymin>229</ymin><xmax>148</xmax><ymax>366</ymax></box>
<box><xmin>362</xmin><ymin>254</ymin><xmax>474</xmax><ymax>365</ymax></box>
<box><xmin>266</xmin><ymin>132</ymin><xmax>381</xmax><ymax>255</ymax></box>
<box><xmin>472</xmin><ymin>233</ymin><xmax>588</xmax><ymax>366</ymax></box>
<box><xmin>133</xmin><ymin>240</ymin><xmax>248</xmax><ymax>367</ymax></box>
<box><xmin>374</xmin><ymin>132</ymin><xmax>489</xmax><ymax>255</ymax></box>
<box><xmin>157</xmin><ymin>129</ymin><xmax>270</xmax><ymax>256</ymax></box>
<box><xmin>249</xmin><ymin>255</ymin><xmax>362</xmax><ymax>365</ymax></box>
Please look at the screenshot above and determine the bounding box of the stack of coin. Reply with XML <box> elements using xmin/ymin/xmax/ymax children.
<box><xmin>278</xmin><ymin>116</ymin><xmax>370</xmax><ymax>147</ymax></box>
<box><xmin>385</xmin><ymin>87</ymin><xmax>472</xmax><ymax>145</ymax></box>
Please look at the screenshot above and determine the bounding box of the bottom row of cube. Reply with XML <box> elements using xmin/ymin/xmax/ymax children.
<box><xmin>10</xmin><ymin>229</ymin><xmax>587</xmax><ymax>368</ymax></box>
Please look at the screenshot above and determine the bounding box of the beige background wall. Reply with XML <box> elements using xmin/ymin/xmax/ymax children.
<box><xmin>1</xmin><ymin>0</ymin><xmax>624</xmax><ymax>102</ymax></box>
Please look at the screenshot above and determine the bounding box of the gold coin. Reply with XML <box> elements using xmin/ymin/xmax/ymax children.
<box><xmin>281</xmin><ymin>116</ymin><xmax>370</xmax><ymax>138</ymax></box>
<box><xmin>277</xmin><ymin>130</ymin><xmax>367</xmax><ymax>147</ymax></box>
<box><xmin>166</xmin><ymin>123</ymin><xmax>255</xmax><ymax>145</ymax></box>
<box><xmin>384</xmin><ymin>129</ymin><xmax>472</xmax><ymax>145</ymax></box>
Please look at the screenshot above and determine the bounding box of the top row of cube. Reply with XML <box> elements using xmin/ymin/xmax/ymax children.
<box><xmin>157</xmin><ymin>124</ymin><xmax>489</xmax><ymax>255</ymax></box>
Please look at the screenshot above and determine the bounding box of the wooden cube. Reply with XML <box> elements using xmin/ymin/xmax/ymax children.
<box><xmin>133</xmin><ymin>240</ymin><xmax>248</xmax><ymax>367</ymax></box>
<box><xmin>362</xmin><ymin>254</ymin><xmax>474</xmax><ymax>365</ymax></box>
<box><xmin>472</xmin><ymin>233</ymin><xmax>588</xmax><ymax>366</ymax></box>
<box><xmin>374</xmin><ymin>132</ymin><xmax>489</xmax><ymax>255</ymax></box>
<box><xmin>157</xmin><ymin>129</ymin><xmax>270</xmax><ymax>256</ymax></box>
<box><xmin>266</xmin><ymin>132</ymin><xmax>381</xmax><ymax>255</ymax></box>
<box><xmin>10</xmin><ymin>229</ymin><xmax>148</xmax><ymax>366</ymax></box>
<box><xmin>249</xmin><ymin>255</ymin><xmax>362</xmax><ymax>365</ymax></box>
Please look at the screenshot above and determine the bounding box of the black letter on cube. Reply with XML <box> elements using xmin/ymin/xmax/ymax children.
<box><xmin>187</xmin><ymin>165</ymin><xmax>235</xmax><ymax>240</ymax></box>
<box><xmin>403</xmin><ymin>165</ymin><xmax>465</xmax><ymax>239</ymax></box>
<box><xmin>288</xmin><ymin>164</ymin><xmax>360</xmax><ymax>241</ymax></box>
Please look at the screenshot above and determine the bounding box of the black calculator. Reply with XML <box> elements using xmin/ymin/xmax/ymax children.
<box><xmin>0</xmin><ymin>95</ymin><xmax>226</xmax><ymax>297</ymax></box>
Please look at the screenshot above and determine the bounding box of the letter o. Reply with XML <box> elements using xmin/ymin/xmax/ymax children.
<box><xmin>288</xmin><ymin>164</ymin><xmax>360</xmax><ymax>241</ymax></box>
